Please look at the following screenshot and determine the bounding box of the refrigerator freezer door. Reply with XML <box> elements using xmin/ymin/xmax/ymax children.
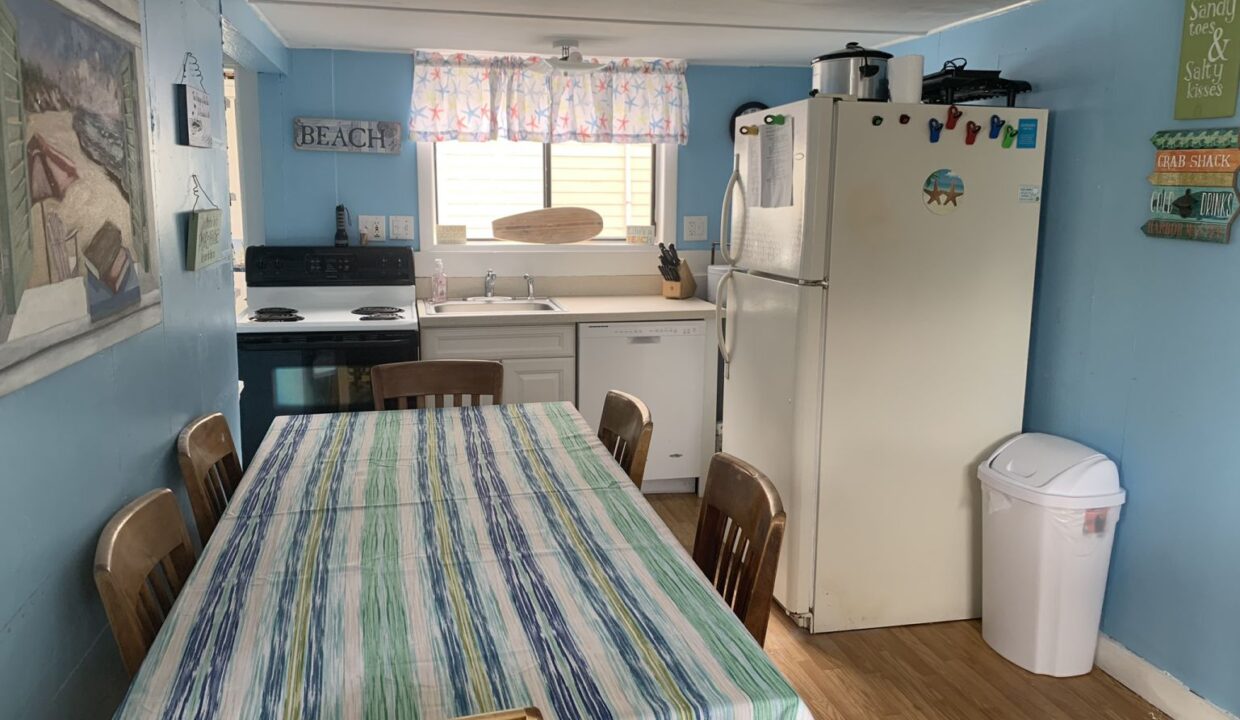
<box><xmin>721</xmin><ymin>271</ymin><xmax>827</xmax><ymax>617</ymax></box>
<box><xmin>728</xmin><ymin>98</ymin><xmax>834</xmax><ymax>281</ymax></box>
<box><xmin>812</xmin><ymin>102</ymin><xmax>1048</xmax><ymax>632</ymax></box>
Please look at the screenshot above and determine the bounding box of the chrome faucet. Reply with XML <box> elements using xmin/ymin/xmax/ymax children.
<box><xmin>523</xmin><ymin>273</ymin><xmax>534</xmax><ymax>299</ymax></box>
<box><xmin>484</xmin><ymin>269</ymin><xmax>497</xmax><ymax>298</ymax></box>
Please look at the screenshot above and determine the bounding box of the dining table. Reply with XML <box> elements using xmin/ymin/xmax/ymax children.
<box><xmin>117</xmin><ymin>402</ymin><xmax>812</xmax><ymax>719</ymax></box>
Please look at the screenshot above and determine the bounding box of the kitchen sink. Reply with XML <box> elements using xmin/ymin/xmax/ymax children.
<box><xmin>426</xmin><ymin>298</ymin><xmax>565</xmax><ymax>314</ymax></box>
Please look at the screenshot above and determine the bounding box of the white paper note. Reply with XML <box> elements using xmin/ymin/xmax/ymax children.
<box><xmin>760</xmin><ymin>120</ymin><xmax>793</xmax><ymax>208</ymax></box>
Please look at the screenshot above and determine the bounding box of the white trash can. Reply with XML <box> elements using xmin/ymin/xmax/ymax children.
<box><xmin>977</xmin><ymin>433</ymin><xmax>1126</xmax><ymax>677</ymax></box>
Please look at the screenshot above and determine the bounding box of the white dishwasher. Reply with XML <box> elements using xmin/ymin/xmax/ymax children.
<box><xmin>578</xmin><ymin>321</ymin><xmax>705</xmax><ymax>493</ymax></box>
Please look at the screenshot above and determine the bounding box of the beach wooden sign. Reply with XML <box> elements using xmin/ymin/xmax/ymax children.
<box><xmin>1143</xmin><ymin>127</ymin><xmax>1240</xmax><ymax>243</ymax></box>
<box><xmin>293</xmin><ymin>117</ymin><xmax>401</xmax><ymax>154</ymax></box>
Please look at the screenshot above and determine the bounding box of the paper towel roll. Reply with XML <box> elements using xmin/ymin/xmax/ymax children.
<box><xmin>889</xmin><ymin>55</ymin><xmax>925</xmax><ymax>104</ymax></box>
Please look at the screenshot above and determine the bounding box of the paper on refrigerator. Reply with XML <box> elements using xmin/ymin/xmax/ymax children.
<box><xmin>744</xmin><ymin>119</ymin><xmax>794</xmax><ymax>209</ymax></box>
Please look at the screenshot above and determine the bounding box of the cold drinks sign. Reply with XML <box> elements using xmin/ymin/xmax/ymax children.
<box><xmin>293</xmin><ymin>117</ymin><xmax>402</xmax><ymax>154</ymax></box>
<box><xmin>1176</xmin><ymin>0</ymin><xmax>1240</xmax><ymax>119</ymax></box>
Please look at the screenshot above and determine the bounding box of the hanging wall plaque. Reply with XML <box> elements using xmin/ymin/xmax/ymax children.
<box><xmin>1143</xmin><ymin>127</ymin><xmax>1240</xmax><ymax>243</ymax></box>
<box><xmin>293</xmin><ymin>117</ymin><xmax>402</xmax><ymax>154</ymax></box>
<box><xmin>1175</xmin><ymin>0</ymin><xmax>1240</xmax><ymax>119</ymax></box>
<box><xmin>176</xmin><ymin>53</ymin><xmax>211</xmax><ymax>147</ymax></box>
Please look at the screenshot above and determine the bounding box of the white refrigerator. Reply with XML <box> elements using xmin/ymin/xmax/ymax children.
<box><xmin>716</xmin><ymin>97</ymin><xmax>1048</xmax><ymax>633</ymax></box>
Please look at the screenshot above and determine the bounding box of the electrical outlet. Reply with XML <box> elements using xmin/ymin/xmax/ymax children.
<box><xmin>683</xmin><ymin>215</ymin><xmax>708</xmax><ymax>243</ymax></box>
<box><xmin>359</xmin><ymin>215</ymin><xmax>386</xmax><ymax>243</ymax></box>
<box><xmin>390</xmin><ymin>215</ymin><xmax>415</xmax><ymax>241</ymax></box>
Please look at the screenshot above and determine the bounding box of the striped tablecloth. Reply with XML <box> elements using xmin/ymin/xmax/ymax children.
<box><xmin>118</xmin><ymin>403</ymin><xmax>812</xmax><ymax>719</ymax></box>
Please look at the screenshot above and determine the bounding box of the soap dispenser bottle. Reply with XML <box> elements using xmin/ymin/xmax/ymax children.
<box><xmin>432</xmin><ymin>259</ymin><xmax>448</xmax><ymax>303</ymax></box>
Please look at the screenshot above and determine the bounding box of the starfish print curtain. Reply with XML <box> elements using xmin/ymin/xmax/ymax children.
<box><xmin>410</xmin><ymin>50</ymin><xmax>689</xmax><ymax>144</ymax></box>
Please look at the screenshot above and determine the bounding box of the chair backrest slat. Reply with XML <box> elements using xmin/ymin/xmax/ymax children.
<box><xmin>95</xmin><ymin>489</ymin><xmax>197</xmax><ymax>677</ymax></box>
<box><xmin>372</xmin><ymin>360</ymin><xmax>504</xmax><ymax>411</ymax></box>
<box><xmin>177</xmin><ymin>413</ymin><xmax>243</xmax><ymax>545</ymax></box>
<box><xmin>692</xmin><ymin>452</ymin><xmax>786</xmax><ymax>646</ymax></box>
<box><xmin>596</xmin><ymin>390</ymin><xmax>654</xmax><ymax>489</ymax></box>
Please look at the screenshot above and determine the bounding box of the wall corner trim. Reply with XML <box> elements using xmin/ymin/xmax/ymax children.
<box><xmin>1096</xmin><ymin>634</ymin><xmax>1238</xmax><ymax>720</ymax></box>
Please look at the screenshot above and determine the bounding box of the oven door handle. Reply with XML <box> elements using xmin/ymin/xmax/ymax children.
<box><xmin>237</xmin><ymin>336</ymin><xmax>417</xmax><ymax>351</ymax></box>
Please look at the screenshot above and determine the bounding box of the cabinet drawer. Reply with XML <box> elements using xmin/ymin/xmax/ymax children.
<box><xmin>421</xmin><ymin>324</ymin><xmax>575</xmax><ymax>360</ymax></box>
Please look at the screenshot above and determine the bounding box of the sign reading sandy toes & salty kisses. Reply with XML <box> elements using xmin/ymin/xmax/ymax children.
<box><xmin>1176</xmin><ymin>0</ymin><xmax>1240</xmax><ymax>119</ymax></box>
<box><xmin>293</xmin><ymin>117</ymin><xmax>401</xmax><ymax>154</ymax></box>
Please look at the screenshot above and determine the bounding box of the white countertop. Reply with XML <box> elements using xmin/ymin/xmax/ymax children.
<box><xmin>417</xmin><ymin>295</ymin><xmax>716</xmax><ymax>328</ymax></box>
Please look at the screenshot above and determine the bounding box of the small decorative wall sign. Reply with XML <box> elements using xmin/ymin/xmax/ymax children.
<box><xmin>176</xmin><ymin>52</ymin><xmax>211</xmax><ymax>147</ymax></box>
<box><xmin>1142</xmin><ymin>127</ymin><xmax>1240</xmax><ymax>243</ymax></box>
<box><xmin>185</xmin><ymin>175</ymin><xmax>224</xmax><ymax>270</ymax></box>
<box><xmin>294</xmin><ymin>117</ymin><xmax>402</xmax><ymax>154</ymax></box>
<box><xmin>1175</xmin><ymin>0</ymin><xmax>1240</xmax><ymax>119</ymax></box>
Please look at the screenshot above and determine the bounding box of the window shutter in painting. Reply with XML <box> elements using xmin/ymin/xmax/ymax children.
<box><xmin>118</xmin><ymin>50</ymin><xmax>147</xmax><ymax>272</ymax></box>
<box><xmin>0</xmin><ymin>3</ymin><xmax>32</xmax><ymax>317</ymax></box>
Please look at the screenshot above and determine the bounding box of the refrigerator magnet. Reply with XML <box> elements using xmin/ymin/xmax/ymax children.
<box><xmin>923</xmin><ymin>169</ymin><xmax>965</xmax><ymax>215</ymax></box>
<box><xmin>989</xmin><ymin>115</ymin><xmax>1004</xmax><ymax>139</ymax></box>
<box><xmin>965</xmin><ymin>121</ymin><xmax>982</xmax><ymax>145</ymax></box>
<box><xmin>1002</xmin><ymin>124</ymin><xmax>1019</xmax><ymax>148</ymax></box>
<box><xmin>1016</xmin><ymin>118</ymin><xmax>1039</xmax><ymax>148</ymax></box>
<box><xmin>945</xmin><ymin>105</ymin><xmax>963</xmax><ymax>130</ymax></box>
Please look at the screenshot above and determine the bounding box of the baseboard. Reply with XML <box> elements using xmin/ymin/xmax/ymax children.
<box><xmin>641</xmin><ymin>477</ymin><xmax>696</xmax><ymax>494</ymax></box>
<box><xmin>1096</xmin><ymin>634</ymin><xmax>1237</xmax><ymax>720</ymax></box>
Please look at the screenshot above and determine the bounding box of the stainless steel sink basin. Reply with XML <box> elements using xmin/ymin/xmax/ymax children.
<box><xmin>427</xmin><ymin>298</ymin><xmax>565</xmax><ymax>314</ymax></box>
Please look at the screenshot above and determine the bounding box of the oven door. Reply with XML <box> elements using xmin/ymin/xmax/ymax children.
<box><xmin>237</xmin><ymin>330</ymin><xmax>419</xmax><ymax>464</ymax></box>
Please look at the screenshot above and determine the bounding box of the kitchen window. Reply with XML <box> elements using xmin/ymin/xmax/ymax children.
<box><xmin>420</xmin><ymin>140</ymin><xmax>673</xmax><ymax>247</ymax></box>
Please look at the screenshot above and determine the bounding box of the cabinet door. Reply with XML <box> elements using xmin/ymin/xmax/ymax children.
<box><xmin>503</xmin><ymin>357</ymin><xmax>575</xmax><ymax>404</ymax></box>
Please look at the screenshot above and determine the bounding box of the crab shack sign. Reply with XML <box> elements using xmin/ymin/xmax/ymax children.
<box><xmin>293</xmin><ymin>117</ymin><xmax>402</xmax><ymax>154</ymax></box>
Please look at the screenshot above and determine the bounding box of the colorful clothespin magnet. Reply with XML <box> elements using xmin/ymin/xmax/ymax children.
<box><xmin>965</xmin><ymin>121</ymin><xmax>982</xmax><ymax>145</ymax></box>
<box><xmin>989</xmin><ymin>114</ymin><xmax>1004</xmax><ymax>139</ymax></box>
<box><xmin>929</xmin><ymin>118</ymin><xmax>944</xmax><ymax>143</ymax></box>
<box><xmin>1002</xmin><ymin>124</ymin><xmax>1019</xmax><ymax>148</ymax></box>
<box><xmin>899</xmin><ymin>114</ymin><xmax>911</xmax><ymax>125</ymax></box>
<box><xmin>872</xmin><ymin>115</ymin><xmax>884</xmax><ymax>126</ymax></box>
<box><xmin>739</xmin><ymin>125</ymin><xmax>760</xmax><ymax>135</ymax></box>
<box><xmin>763</xmin><ymin>114</ymin><xmax>786</xmax><ymax>125</ymax></box>
<box><xmin>945</xmin><ymin>105</ymin><xmax>963</xmax><ymax>130</ymax></box>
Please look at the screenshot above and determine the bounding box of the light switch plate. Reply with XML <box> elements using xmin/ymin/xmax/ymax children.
<box><xmin>359</xmin><ymin>215</ymin><xmax>386</xmax><ymax>242</ymax></box>
<box><xmin>390</xmin><ymin>215</ymin><xmax>415</xmax><ymax>241</ymax></box>
<box><xmin>683</xmin><ymin>215</ymin><xmax>708</xmax><ymax>243</ymax></box>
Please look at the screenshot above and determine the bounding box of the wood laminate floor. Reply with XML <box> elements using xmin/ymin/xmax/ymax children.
<box><xmin>647</xmin><ymin>493</ymin><xmax>1167</xmax><ymax>720</ymax></box>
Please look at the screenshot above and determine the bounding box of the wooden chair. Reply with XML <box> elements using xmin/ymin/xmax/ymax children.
<box><xmin>597</xmin><ymin>390</ymin><xmax>654</xmax><ymax>488</ymax></box>
<box><xmin>454</xmin><ymin>710</ymin><xmax>543</xmax><ymax>720</ymax></box>
<box><xmin>692</xmin><ymin>452</ymin><xmax>786</xmax><ymax>646</ymax></box>
<box><xmin>94</xmin><ymin>489</ymin><xmax>197</xmax><ymax>678</ymax></box>
<box><xmin>176</xmin><ymin>412</ymin><xmax>243</xmax><ymax>545</ymax></box>
<box><xmin>371</xmin><ymin>359</ymin><xmax>504</xmax><ymax>410</ymax></box>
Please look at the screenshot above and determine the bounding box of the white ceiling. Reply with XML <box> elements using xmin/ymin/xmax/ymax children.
<box><xmin>251</xmin><ymin>0</ymin><xmax>1033</xmax><ymax>65</ymax></box>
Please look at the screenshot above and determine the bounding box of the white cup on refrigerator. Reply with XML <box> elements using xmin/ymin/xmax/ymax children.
<box><xmin>889</xmin><ymin>55</ymin><xmax>924</xmax><ymax>103</ymax></box>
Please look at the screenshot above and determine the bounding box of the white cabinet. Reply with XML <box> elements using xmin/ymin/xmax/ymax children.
<box><xmin>503</xmin><ymin>357</ymin><xmax>576</xmax><ymax>404</ymax></box>
<box><xmin>421</xmin><ymin>325</ymin><xmax>575</xmax><ymax>404</ymax></box>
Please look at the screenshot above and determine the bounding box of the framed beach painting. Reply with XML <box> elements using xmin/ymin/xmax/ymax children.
<box><xmin>0</xmin><ymin>0</ymin><xmax>160</xmax><ymax>396</ymax></box>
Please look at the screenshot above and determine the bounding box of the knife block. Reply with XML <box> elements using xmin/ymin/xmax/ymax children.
<box><xmin>661</xmin><ymin>260</ymin><xmax>697</xmax><ymax>299</ymax></box>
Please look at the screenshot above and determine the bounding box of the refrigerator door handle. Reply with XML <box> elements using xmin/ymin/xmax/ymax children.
<box><xmin>716</xmin><ymin>269</ymin><xmax>736</xmax><ymax>378</ymax></box>
<box><xmin>719</xmin><ymin>154</ymin><xmax>741</xmax><ymax>266</ymax></box>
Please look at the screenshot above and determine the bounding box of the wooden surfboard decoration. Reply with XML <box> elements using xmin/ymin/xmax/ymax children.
<box><xmin>491</xmin><ymin>207</ymin><xmax>604</xmax><ymax>244</ymax></box>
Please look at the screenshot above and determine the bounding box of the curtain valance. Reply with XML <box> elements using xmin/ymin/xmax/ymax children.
<box><xmin>410</xmin><ymin>50</ymin><xmax>689</xmax><ymax>144</ymax></box>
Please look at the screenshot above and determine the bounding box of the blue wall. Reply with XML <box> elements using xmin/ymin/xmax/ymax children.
<box><xmin>258</xmin><ymin>51</ymin><xmax>809</xmax><ymax>251</ymax></box>
<box><xmin>0</xmin><ymin>0</ymin><xmax>240</xmax><ymax>716</ymax></box>
<box><xmin>892</xmin><ymin>0</ymin><xmax>1240</xmax><ymax>713</ymax></box>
